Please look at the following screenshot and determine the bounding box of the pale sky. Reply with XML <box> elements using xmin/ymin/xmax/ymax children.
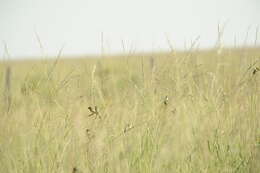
<box><xmin>0</xmin><ymin>0</ymin><xmax>259</xmax><ymax>58</ymax></box>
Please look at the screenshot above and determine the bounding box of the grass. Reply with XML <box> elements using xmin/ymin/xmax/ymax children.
<box><xmin>0</xmin><ymin>47</ymin><xmax>259</xmax><ymax>173</ymax></box>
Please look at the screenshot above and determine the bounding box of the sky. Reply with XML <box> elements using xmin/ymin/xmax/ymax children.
<box><xmin>0</xmin><ymin>0</ymin><xmax>259</xmax><ymax>58</ymax></box>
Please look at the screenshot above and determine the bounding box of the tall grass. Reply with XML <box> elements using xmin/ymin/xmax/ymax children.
<box><xmin>0</xmin><ymin>47</ymin><xmax>259</xmax><ymax>173</ymax></box>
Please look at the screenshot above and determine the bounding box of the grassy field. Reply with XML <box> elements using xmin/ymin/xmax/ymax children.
<box><xmin>0</xmin><ymin>47</ymin><xmax>259</xmax><ymax>173</ymax></box>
